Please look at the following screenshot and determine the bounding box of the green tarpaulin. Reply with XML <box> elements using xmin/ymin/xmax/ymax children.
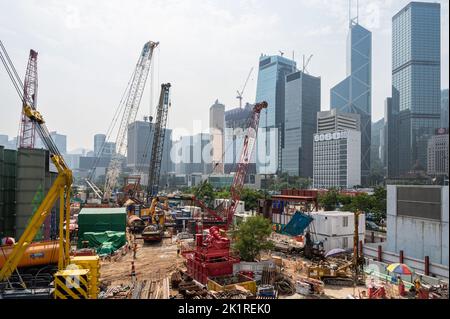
<box><xmin>79</xmin><ymin>231</ymin><xmax>126</xmax><ymax>256</ymax></box>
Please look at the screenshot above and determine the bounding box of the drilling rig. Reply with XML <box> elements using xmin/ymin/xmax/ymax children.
<box><xmin>183</xmin><ymin>101</ymin><xmax>268</xmax><ymax>284</ymax></box>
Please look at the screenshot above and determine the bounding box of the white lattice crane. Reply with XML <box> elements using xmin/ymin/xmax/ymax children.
<box><xmin>102</xmin><ymin>41</ymin><xmax>158</xmax><ymax>201</ymax></box>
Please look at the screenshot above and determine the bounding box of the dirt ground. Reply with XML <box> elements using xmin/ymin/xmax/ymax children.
<box><xmin>99</xmin><ymin>236</ymin><xmax>184</xmax><ymax>288</ymax></box>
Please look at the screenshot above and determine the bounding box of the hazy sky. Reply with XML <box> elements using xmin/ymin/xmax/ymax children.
<box><xmin>1</xmin><ymin>0</ymin><xmax>448</xmax><ymax>152</ymax></box>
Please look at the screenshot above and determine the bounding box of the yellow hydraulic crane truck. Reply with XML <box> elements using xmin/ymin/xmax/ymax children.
<box><xmin>0</xmin><ymin>41</ymin><xmax>98</xmax><ymax>299</ymax></box>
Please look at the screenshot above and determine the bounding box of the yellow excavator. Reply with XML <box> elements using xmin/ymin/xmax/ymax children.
<box><xmin>0</xmin><ymin>41</ymin><xmax>98</xmax><ymax>299</ymax></box>
<box><xmin>141</xmin><ymin>197</ymin><xmax>166</xmax><ymax>243</ymax></box>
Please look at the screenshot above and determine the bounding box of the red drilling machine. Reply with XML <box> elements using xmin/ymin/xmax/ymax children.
<box><xmin>183</xmin><ymin>101</ymin><xmax>267</xmax><ymax>284</ymax></box>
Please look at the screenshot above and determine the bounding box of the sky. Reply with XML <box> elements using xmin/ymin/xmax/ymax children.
<box><xmin>0</xmin><ymin>0</ymin><xmax>448</xmax><ymax>152</ymax></box>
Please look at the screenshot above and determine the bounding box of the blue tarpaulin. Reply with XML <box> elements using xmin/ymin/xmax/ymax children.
<box><xmin>281</xmin><ymin>211</ymin><xmax>313</xmax><ymax>236</ymax></box>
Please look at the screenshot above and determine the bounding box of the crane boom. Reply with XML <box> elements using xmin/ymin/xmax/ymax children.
<box><xmin>103</xmin><ymin>41</ymin><xmax>158</xmax><ymax>201</ymax></box>
<box><xmin>18</xmin><ymin>49</ymin><xmax>38</xmax><ymax>148</ymax></box>
<box><xmin>227</xmin><ymin>101</ymin><xmax>267</xmax><ymax>226</ymax></box>
<box><xmin>147</xmin><ymin>83</ymin><xmax>171</xmax><ymax>200</ymax></box>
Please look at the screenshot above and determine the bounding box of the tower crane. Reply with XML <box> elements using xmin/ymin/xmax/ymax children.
<box><xmin>18</xmin><ymin>49</ymin><xmax>38</xmax><ymax>148</ymax></box>
<box><xmin>302</xmin><ymin>54</ymin><xmax>313</xmax><ymax>74</ymax></box>
<box><xmin>102</xmin><ymin>41</ymin><xmax>159</xmax><ymax>202</ymax></box>
<box><xmin>147</xmin><ymin>83</ymin><xmax>171</xmax><ymax>200</ymax></box>
<box><xmin>236</xmin><ymin>67</ymin><xmax>253</xmax><ymax>108</ymax></box>
<box><xmin>0</xmin><ymin>41</ymin><xmax>95</xmax><ymax>298</ymax></box>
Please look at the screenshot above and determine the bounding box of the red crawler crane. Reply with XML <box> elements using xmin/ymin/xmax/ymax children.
<box><xmin>18</xmin><ymin>49</ymin><xmax>38</xmax><ymax>148</ymax></box>
<box><xmin>184</xmin><ymin>101</ymin><xmax>268</xmax><ymax>284</ymax></box>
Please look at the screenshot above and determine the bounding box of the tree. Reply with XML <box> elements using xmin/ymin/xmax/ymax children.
<box><xmin>318</xmin><ymin>188</ymin><xmax>340</xmax><ymax>210</ymax></box>
<box><xmin>240</xmin><ymin>188</ymin><xmax>264</xmax><ymax>211</ymax></box>
<box><xmin>215</xmin><ymin>187</ymin><xmax>230</xmax><ymax>199</ymax></box>
<box><xmin>192</xmin><ymin>181</ymin><xmax>215</xmax><ymax>207</ymax></box>
<box><xmin>232</xmin><ymin>215</ymin><xmax>274</xmax><ymax>261</ymax></box>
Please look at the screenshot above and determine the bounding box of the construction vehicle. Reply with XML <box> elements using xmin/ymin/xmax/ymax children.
<box><xmin>86</xmin><ymin>41</ymin><xmax>158</xmax><ymax>202</ymax></box>
<box><xmin>139</xmin><ymin>83</ymin><xmax>172</xmax><ymax>243</ymax></box>
<box><xmin>141</xmin><ymin>197</ymin><xmax>165</xmax><ymax>243</ymax></box>
<box><xmin>183</xmin><ymin>101</ymin><xmax>268</xmax><ymax>284</ymax></box>
<box><xmin>0</xmin><ymin>41</ymin><xmax>98</xmax><ymax>299</ymax></box>
<box><xmin>306</xmin><ymin>211</ymin><xmax>365</xmax><ymax>286</ymax></box>
<box><xmin>302</xmin><ymin>231</ymin><xmax>325</xmax><ymax>260</ymax></box>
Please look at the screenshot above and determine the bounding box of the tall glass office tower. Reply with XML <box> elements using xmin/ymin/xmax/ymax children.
<box><xmin>392</xmin><ymin>2</ymin><xmax>441</xmax><ymax>175</ymax></box>
<box><xmin>330</xmin><ymin>19</ymin><xmax>372</xmax><ymax>185</ymax></box>
<box><xmin>255</xmin><ymin>55</ymin><xmax>296</xmax><ymax>174</ymax></box>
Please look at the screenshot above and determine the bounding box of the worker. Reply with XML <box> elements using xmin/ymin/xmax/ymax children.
<box><xmin>177</xmin><ymin>240</ymin><xmax>181</xmax><ymax>257</ymax></box>
<box><xmin>414</xmin><ymin>277</ymin><xmax>422</xmax><ymax>296</ymax></box>
<box><xmin>133</xmin><ymin>242</ymin><xmax>138</xmax><ymax>259</ymax></box>
<box><xmin>398</xmin><ymin>276</ymin><xmax>406</xmax><ymax>296</ymax></box>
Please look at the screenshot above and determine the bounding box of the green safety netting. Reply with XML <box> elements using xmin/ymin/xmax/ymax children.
<box><xmin>79</xmin><ymin>231</ymin><xmax>126</xmax><ymax>256</ymax></box>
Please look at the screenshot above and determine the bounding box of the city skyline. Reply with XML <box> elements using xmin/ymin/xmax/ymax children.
<box><xmin>0</xmin><ymin>0</ymin><xmax>449</xmax><ymax>152</ymax></box>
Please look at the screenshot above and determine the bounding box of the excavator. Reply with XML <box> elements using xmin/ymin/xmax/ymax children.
<box><xmin>307</xmin><ymin>211</ymin><xmax>365</xmax><ymax>286</ymax></box>
<box><xmin>0</xmin><ymin>41</ymin><xmax>98</xmax><ymax>299</ymax></box>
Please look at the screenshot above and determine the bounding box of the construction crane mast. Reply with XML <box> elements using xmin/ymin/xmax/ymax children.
<box><xmin>236</xmin><ymin>67</ymin><xmax>253</xmax><ymax>108</ymax></box>
<box><xmin>103</xmin><ymin>41</ymin><xmax>159</xmax><ymax>202</ymax></box>
<box><xmin>147</xmin><ymin>83</ymin><xmax>171</xmax><ymax>200</ymax></box>
<box><xmin>18</xmin><ymin>49</ymin><xmax>38</xmax><ymax>148</ymax></box>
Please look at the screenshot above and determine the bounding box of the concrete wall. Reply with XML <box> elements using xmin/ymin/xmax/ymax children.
<box><xmin>15</xmin><ymin>148</ymin><xmax>59</xmax><ymax>240</ymax></box>
<box><xmin>363</xmin><ymin>243</ymin><xmax>449</xmax><ymax>280</ymax></box>
<box><xmin>386</xmin><ymin>185</ymin><xmax>449</xmax><ymax>266</ymax></box>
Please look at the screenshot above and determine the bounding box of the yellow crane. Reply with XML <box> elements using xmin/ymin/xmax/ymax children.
<box><xmin>0</xmin><ymin>41</ymin><xmax>97</xmax><ymax>299</ymax></box>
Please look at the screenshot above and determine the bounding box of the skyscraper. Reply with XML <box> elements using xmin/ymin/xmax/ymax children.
<box><xmin>442</xmin><ymin>89</ymin><xmax>449</xmax><ymax>129</ymax></box>
<box><xmin>313</xmin><ymin>110</ymin><xmax>361</xmax><ymax>189</ymax></box>
<box><xmin>127</xmin><ymin>120</ymin><xmax>173</xmax><ymax>183</ymax></box>
<box><xmin>209</xmin><ymin>99</ymin><xmax>225</xmax><ymax>174</ymax></box>
<box><xmin>224</xmin><ymin>103</ymin><xmax>255</xmax><ymax>174</ymax></box>
<box><xmin>384</xmin><ymin>97</ymin><xmax>399</xmax><ymax>177</ymax></box>
<box><xmin>282</xmin><ymin>70</ymin><xmax>321</xmax><ymax>177</ymax></box>
<box><xmin>49</xmin><ymin>131</ymin><xmax>67</xmax><ymax>155</ymax></box>
<box><xmin>330</xmin><ymin>16</ymin><xmax>372</xmax><ymax>184</ymax></box>
<box><xmin>255</xmin><ymin>54</ymin><xmax>297</xmax><ymax>174</ymax></box>
<box><xmin>94</xmin><ymin>134</ymin><xmax>106</xmax><ymax>156</ymax></box>
<box><xmin>392</xmin><ymin>2</ymin><xmax>441</xmax><ymax>175</ymax></box>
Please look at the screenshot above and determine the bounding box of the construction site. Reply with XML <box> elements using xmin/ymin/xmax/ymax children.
<box><xmin>0</xmin><ymin>35</ymin><xmax>448</xmax><ymax>301</ymax></box>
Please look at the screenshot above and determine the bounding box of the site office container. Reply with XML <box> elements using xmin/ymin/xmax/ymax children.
<box><xmin>207</xmin><ymin>273</ymin><xmax>257</xmax><ymax>294</ymax></box>
<box><xmin>77</xmin><ymin>207</ymin><xmax>126</xmax><ymax>246</ymax></box>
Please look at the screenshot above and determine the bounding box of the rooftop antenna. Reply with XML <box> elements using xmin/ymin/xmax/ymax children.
<box><xmin>279</xmin><ymin>50</ymin><xmax>284</xmax><ymax>57</ymax></box>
